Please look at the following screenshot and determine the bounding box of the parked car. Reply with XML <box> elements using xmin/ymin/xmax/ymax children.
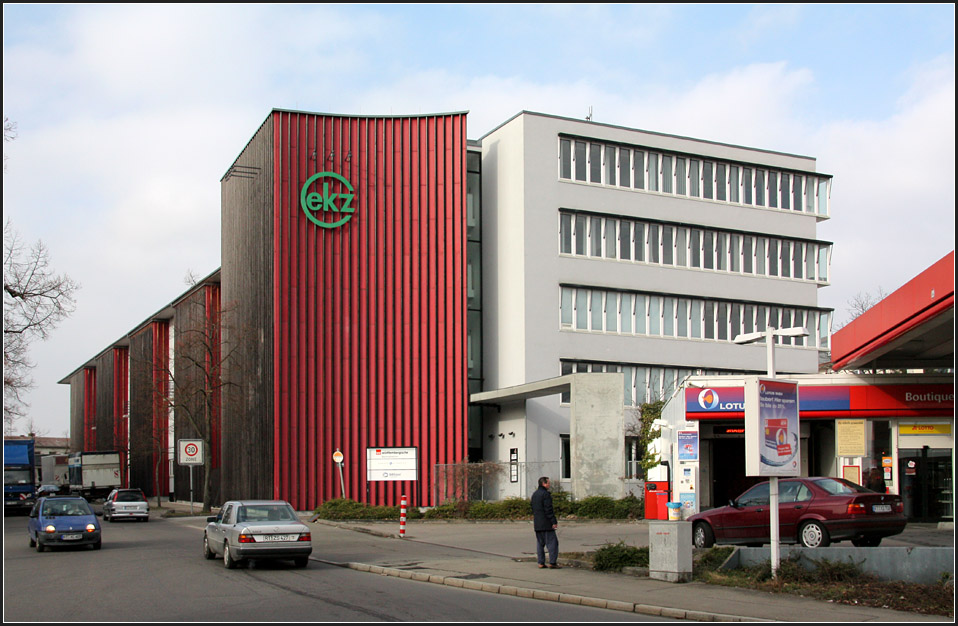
<box><xmin>28</xmin><ymin>496</ymin><xmax>102</xmax><ymax>551</ymax></box>
<box><xmin>203</xmin><ymin>500</ymin><xmax>311</xmax><ymax>568</ymax></box>
<box><xmin>688</xmin><ymin>476</ymin><xmax>906</xmax><ymax>549</ymax></box>
<box><xmin>36</xmin><ymin>484</ymin><xmax>63</xmax><ymax>497</ymax></box>
<box><xmin>102</xmin><ymin>488</ymin><xmax>150</xmax><ymax>522</ymax></box>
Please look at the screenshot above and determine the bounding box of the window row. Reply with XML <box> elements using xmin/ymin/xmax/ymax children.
<box><xmin>559</xmin><ymin>360</ymin><xmax>742</xmax><ymax>407</ymax></box>
<box><xmin>559</xmin><ymin>138</ymin><xmax>830</xmax><ymax>217</ymax></box>
<box><xmin>559</xmin><ymin>212</ymin><xmax>830</xmax><ymax>283</ymax></box>
<box><xmin>559</xmin><ymin>286</ymin><xmax>831</xmax><ymax>350</ymax></box>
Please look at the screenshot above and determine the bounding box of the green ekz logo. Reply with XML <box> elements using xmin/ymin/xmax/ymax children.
<box><xmin>300</xmin><ymin>172</ymin><xmax>356</xmax><ymax>229</ymax></box>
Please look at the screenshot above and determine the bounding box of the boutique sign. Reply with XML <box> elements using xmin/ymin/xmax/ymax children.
<box><xmin>300</xmin><ymin>172</ymin><xmax>356</xmax><ymax>229</ymax></box>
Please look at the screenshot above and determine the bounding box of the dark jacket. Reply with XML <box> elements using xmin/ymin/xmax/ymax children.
<box><xmin>531</xmin><ymin>485</ymin><xmax>557</xmax><ymax>531</ymax></box>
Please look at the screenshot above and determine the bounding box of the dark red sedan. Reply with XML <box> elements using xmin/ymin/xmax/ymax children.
<box><xmin>687</xmin><ymin>477</ymin><xmax>906</xmax><ymax>549</ymax></box>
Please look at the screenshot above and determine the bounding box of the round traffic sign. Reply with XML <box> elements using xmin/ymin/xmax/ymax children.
<box><xmin>332</xmin><ymin>450</ymin><xmax>344</xmax><ymax>463</ymax></box>
<box><xmin>185</xmin><ymin>443</ymin><xmax>199</xmax><ymax>457</ymax></box>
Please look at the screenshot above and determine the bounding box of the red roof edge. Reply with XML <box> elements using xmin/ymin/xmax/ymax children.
<box><xmin>831</xmin><ymin>251</ymin><xmax>954</xmax><ymax>370</ymax></box>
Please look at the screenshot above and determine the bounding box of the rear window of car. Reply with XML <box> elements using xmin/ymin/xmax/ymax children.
<box><xmin>236</xmin><ymin>504</ymin><xmax>296</xmax><ymax>522</ymax></box>
<box><xmin>812</xmin><ymin>478</ymin><xmax>869</xmax><ymax>495</ymax></box>
<box><xmin>116</xmin><ymin>491</ymin><xmax>146</xmax><ymax>502</ymax></box>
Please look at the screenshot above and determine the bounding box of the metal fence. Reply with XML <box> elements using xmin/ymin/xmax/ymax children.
<box><xmin>432</xmin><ymin>461</ymin><xmax>561</xmax><ymax>503</ymax></box>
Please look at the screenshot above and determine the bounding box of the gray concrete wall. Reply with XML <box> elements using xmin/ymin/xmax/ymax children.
<box><xmin>727</xmin><ymin>545</ymin><xmax>955</xmax><ymax>585</ymax></box>
<box><xmin>571</xmin><ymin>373</ymin><xmax>626</xmax><ymax>499</ymax></box>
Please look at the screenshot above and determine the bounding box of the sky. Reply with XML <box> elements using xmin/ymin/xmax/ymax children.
<box><xmin>3</xmin><ymin>4</ymin><xmax>955</xmax><ymax>438</ymax></box>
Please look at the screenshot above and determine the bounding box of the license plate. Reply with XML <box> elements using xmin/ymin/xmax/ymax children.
<box><xmin>872</xmin><ymin>504</ymin><xmax>892</xmax><ymax>513</ymax></box>
<box><xmin>259</xmin><ymin>534</ymin><xmax>297</xmax><ymax>542</ymax></box>
<box><xmin>61</xmin><ymin>533</ymin><xmax>83</xmax><ymax>541</ymax></box>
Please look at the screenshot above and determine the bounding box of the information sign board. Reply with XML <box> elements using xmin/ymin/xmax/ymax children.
<box><xmin>366</xmin><ymin>447</ymin><xmax>418</xmax><ymax>481</ymax></box>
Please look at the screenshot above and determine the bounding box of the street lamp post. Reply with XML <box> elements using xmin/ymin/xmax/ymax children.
<box><xmin>733</xmin><ymin>326</ymin><xmax>808</xmax><ymax>578</ymax></box>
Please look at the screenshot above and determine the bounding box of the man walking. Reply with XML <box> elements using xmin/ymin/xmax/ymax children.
<box><xmin>531</xmin><ymin>476</ymin><xmax>560</xmax><ymax>569</ymax></box>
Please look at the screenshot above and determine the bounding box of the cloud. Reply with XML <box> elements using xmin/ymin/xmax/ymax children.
<box><xmin>815</xmin><ymin>55</ymin><xmax>955</xmax><ymax>319</ymax></box>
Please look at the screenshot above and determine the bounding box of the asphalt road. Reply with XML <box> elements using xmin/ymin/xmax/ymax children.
<box><xmin>2</xmin><ymin>513</ymin><xmax>672</xmax><ymax>622</ymax></box>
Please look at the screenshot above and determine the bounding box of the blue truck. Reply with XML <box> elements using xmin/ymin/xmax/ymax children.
<box><xmin>4</xmin><ymin>438</ymin><xmax>37</xmax><ymax>513</ymax></box>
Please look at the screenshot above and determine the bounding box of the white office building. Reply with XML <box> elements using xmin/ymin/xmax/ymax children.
<box><xmin>471</xmin><ymin>111</ymin><xmax>832</xmax><ymax>500</ymax></box>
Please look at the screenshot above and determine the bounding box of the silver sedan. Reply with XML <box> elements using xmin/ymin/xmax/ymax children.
<box><xmin>203</xmin><ymin>500</ymin><xmax>312</xmax><ymax>568</ymax></box>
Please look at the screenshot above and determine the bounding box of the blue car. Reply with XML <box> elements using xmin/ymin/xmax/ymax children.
<box><xmin>28</xmin><ymin>496</ymin><xmax>102</xmax><ymax>552</ymax></box>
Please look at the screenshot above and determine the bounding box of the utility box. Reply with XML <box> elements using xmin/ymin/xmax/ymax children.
<box><xmin>644</xmin><ymin>482</ymin><xmax>670</xmax><ymax>520</ymax></box>
<box><xmin>649</xmin><ymin>520</ymin><xmax>693</xmax><ymax>583</ymax></box>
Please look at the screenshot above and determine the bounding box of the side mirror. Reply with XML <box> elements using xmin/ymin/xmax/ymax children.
<box><xmin>95</xmin><ymin>511</ymin><xmax>103</xmax><ymax>517</ymax></box>
<box><xmin>729</xmin><ymin>499</ymin><xmax>738</xmax><ymax>508</ymax></box>
<box><xmin>207</xmin><ymin>516</ymin><xmax>218</xmax><ymax>523</ymax></box>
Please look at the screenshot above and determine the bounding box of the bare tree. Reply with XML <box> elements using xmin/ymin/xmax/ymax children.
<box><xmin>138</xmin><ymin>295</ymin><xmax>242</xmax><ymax>513</ymax></box>
<box><xmin>835</xmin><ymin>287</ymin><xmax>888</xmax><ymax>330</ymax></box>
<box><xmin>3</xmin><ymin>219</ymin><xmax>80</xmax><ymax>426</ymax></box>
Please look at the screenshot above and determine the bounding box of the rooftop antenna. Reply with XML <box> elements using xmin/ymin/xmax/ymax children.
<box><xmin>586</xmin><ymin>106</ymin><xmax>593</xmax><ymax>121</ymax></box>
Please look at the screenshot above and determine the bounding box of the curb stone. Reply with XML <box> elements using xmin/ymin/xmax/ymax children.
<box><xmin>324</xmin><ymin>560</ymin><xmax>759</xmax><ymax>621</ymax></box>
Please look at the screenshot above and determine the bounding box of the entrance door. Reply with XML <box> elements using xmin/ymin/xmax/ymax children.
<box><xmin>710</xmin><ymin>437</ymin><xmax>763</xmax><ymax>506</ymax></box>
<box><xmin>898</xmin><ymin>447</ymin><xmax>953</xmax><ymax>521</ymax></box>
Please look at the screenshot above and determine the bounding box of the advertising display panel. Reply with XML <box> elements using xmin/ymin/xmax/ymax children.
<box><xmin>745</xmin><ymin>378</ymin><xmax>800</xmax><ymax>477</ymax></box>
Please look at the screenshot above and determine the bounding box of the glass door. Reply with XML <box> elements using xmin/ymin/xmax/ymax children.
<box><xmin>898</xmin><ymin>447</ymin><xmax>953</xmax><ymax>521</ymax></box>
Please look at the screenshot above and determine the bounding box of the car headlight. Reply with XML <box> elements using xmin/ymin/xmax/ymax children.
<box><xmin>44</xmin><ymin>525</ymin><xmax>56</xmax><ymax>533</ymax></box>
<box><xmin>86</xmin><ymin>524</ymin><xmax>97</xmax><ymax>532</ymax></box>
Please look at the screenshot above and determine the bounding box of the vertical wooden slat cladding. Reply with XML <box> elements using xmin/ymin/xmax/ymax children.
<box><xmin>220</xmin><ymin>117</ymin><xmax>275</xmax><ymax>502</ymax></box>
<box><xmin>125</xmin><ymin>321</ymin><xmax>170</xmax><ymax>497</ymax></box>
<box><xmin>128</xmin><ymin>328</ymin><xmax>155</xmax><ymax>495</ymax></box>
<box><xmin>267</xmin><ymin>112</ymin><xmax>468</xmax><ymax>510</ymax></box>
<box><xmin>94</xmin><ymin>352</ymin><xmax>114</xmax><ymax>451</ymax></box>
<box><xmin>68</xmin><ymin>372</ymin><xmax>85</xmax><ymax>452</ymax></box>
<box><xmin>151</xmin><ymin>321</ymin><xmax>170</xmax><ymax>497</ymax></box>
<box><xmin>171</xmin><ymin>283</ymin><xmax>222</xmax><ymax>504</ymax></box>
<box><xmin>83</xmin><ymin>368</ymin><xmax>96</xmax><ymax>451</ymax></box>
<box><xmin>112</xmin><ymin>347</ymin><xmax>129</xmax><ymax>487</ymax></box>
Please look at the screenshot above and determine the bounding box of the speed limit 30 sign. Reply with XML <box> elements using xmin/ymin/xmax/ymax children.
<box><xmin>178</xmin><ymin>439</ymin><xmax>204</xmax><ymax>466</ymax></box>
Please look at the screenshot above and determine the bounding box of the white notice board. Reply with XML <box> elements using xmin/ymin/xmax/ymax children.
<box><xmin>366</xmin><ymin>447</ymin><xmax>418</xmax><ymax>481</ymax></box>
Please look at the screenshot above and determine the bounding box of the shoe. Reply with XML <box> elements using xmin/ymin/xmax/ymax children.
<box><xmin>537</xmin><ymin>564</ymin><xmax>546</xmax><ymax>569</ymax></box>
<box><xmin>548</xmin><ymin>564</ymin><xmax>562</xmax><ymax>569</ymax></box>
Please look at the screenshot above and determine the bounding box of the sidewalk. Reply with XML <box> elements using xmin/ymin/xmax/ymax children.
<box><xmin>161</xmin><ymin>500</ymin><xmax>951</xmax><ymax>622</ymax></box>
<box><xmin>307</xmin><ymin>518</ymin><xmax>952</xmax><ymax>623</ymax></box>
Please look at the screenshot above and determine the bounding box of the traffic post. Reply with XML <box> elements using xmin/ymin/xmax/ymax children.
<box><xmin>177</xmin><ymin>439</ymin><xmax>204</xmax><ymax>515</ymax></box>
<box><xmin>333</xmin><ymin>449</ymin><xmax>346</xmax><ymax>499</ymax></box>
<box><xmin>400</xmin><ymin>495</ymin><xmax>407</xmax><ymax>538</ymax></box>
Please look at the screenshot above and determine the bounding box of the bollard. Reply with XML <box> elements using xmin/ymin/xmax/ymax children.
<box><xmin>400</xmin><ymin>495</ymin><xmax>407</xmax><ymax>538</ymax></box>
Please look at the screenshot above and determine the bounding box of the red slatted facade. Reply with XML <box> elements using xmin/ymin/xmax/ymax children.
<box><xmin>113</xmin><ymin>346</ymin><xmax>130</xmax><ymax>487</ymax></box>
<box><xmin>205</xmin><ymin>283</ymin><xmax>222</xmax><ymax>470</ymax></box>
<box><xmin>269</xmin><ymin>111</ymin><xmax>468</xmax><ymax>509</ymax></box>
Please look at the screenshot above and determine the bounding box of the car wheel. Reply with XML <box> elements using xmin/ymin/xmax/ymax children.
<box><xmin>223</xmin><ymin>543</ymin><xmax>239</xmax><ymax>569</ymax></box>
<box><xmin>294</xmin><ymin>556</ymin><xmax>309</xmax><ymax>568</ymax></box>
<box><xmin>693</xmin><ymin>522</ymin><xmax>715</xmax><ymax>548</ymax></box>
<box><xmin>203</xmin><ymin>534</ymin><xmax>216</xmax><ymax>560</ymax></box>
<box><xmin>35</xmin><ymin>539</ymin><xmax>45</xmax><ymax>553</ymax></box>
<box><xmin>799</xmin><ymin>520</ymin><xmax>830</xmax><ymax>548</ymax></box>
<box><xmin>29</xmin><ymin>533</ymin><xmax>36</xmax><ymax>548</ymax></box>
<box><xmin>92</xmin><ymin>540</ymin><xmax>102</xmax><ymax>551</ymax></box>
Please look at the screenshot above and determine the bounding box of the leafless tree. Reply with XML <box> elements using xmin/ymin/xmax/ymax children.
<box><xmin>835</xmin><ymin>287</ymin><xmax>888</xmax><ymax>330</ymax></box>
<box><xmin>3</xmin><ymin>219</ymin><xmax>80</xmax><ymax>426</ymax></box>
<box><xmin>4</xmin><ymin>116</ymin><xmax>17</xmax><ymax>171</ymax></box>
<box><xmin>143</xmin><ymin>296</ymin><xmax>242</xmax><ymax>513</ymax></box>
